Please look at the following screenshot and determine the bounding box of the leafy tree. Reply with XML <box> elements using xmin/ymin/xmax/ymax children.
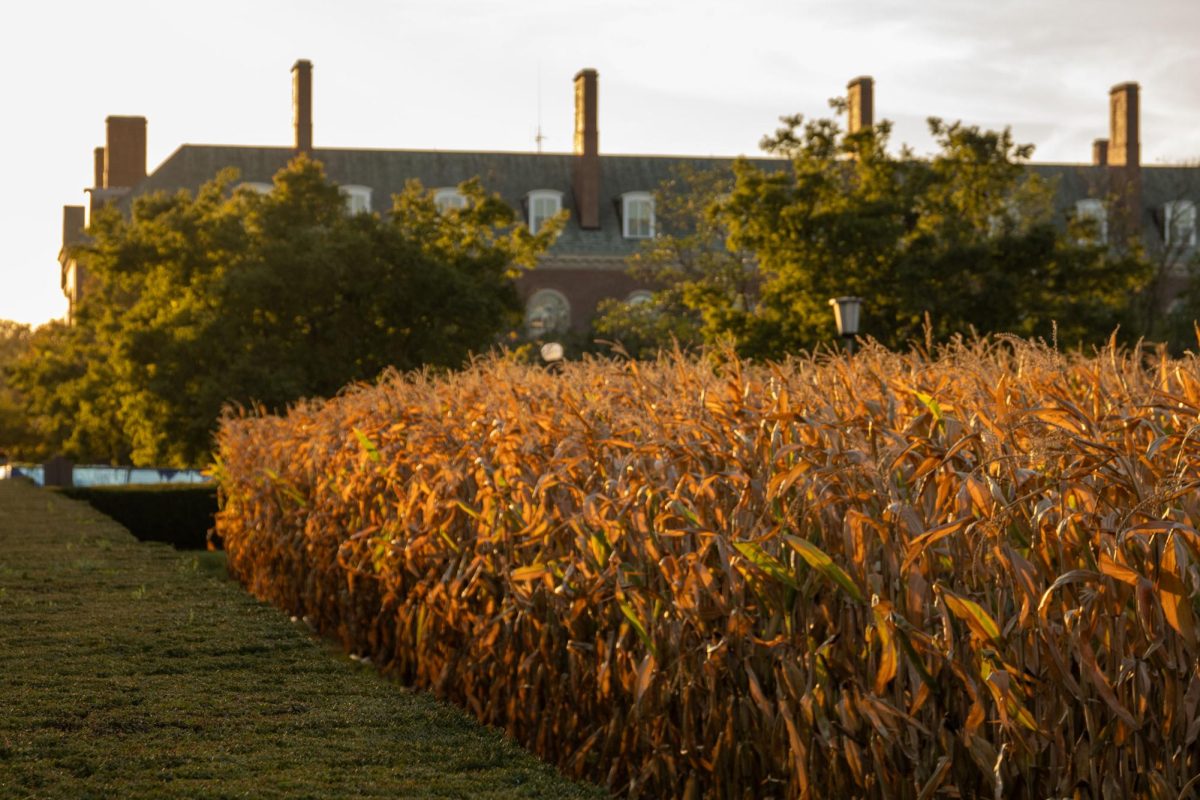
<box><xmin>0</xmin><ymin>320</ymin><xmax>51</xmax><ymax>462</ymax></box>
<box><xmin>593</xmin><ymin>166</ymin><xmax>752</xmax><ymax>358</ymax></box>
<box><xmin>14</xmin><ymin>157</ymin><xmax>559</xmax><ymax>466</ymax></box>
<box><xmin>596</xmin><ymin>109</ymin><xmax>1151</xmax><ymax>356</ymax></box>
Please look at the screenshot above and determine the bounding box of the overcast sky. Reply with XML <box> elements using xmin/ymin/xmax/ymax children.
<box><xmin>2</xmin><ymin>0</ymin><xmax>1198</xmax><ymax>326</ymax></box>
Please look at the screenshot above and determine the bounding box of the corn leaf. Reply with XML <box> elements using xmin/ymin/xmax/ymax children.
<box><xmin>783</xmin><ymin>533</ymin><xmax>864</xmax><ymax>603</ymax></box>
<box><xmin>734</xmin><ymin>540</ymin><xmax>800</xmax><ymax>590</ymax></box>
<box><xmin>940</xmin><ymin>587</ymin><xmax>1003</xmax><ymax>647</ymax></box>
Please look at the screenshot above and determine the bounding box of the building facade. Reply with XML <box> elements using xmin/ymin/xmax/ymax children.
<box><xmin>59</xmin><ymin>63</ymin><xmax>1199</xmax><ymax>332</ymax></box>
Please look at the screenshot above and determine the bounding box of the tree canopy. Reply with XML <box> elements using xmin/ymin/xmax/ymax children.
<box><xmin>13</xmin><ymin>157</ymin><xmax>559</xmax><ymax>466</ymax></box>
<box><xmin>0</xmin><ymin>320</ymin><xmax>47</xmax><ymax>462</ymax></box>
<box><xmin>596</xmin><ymin>112</ymin><xmax>1152</xmax><ymax>357</ymax></box>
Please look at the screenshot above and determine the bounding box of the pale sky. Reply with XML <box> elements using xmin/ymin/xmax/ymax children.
<box><xmin>2</xmin><ymin>0</ymin><xmax>1198</xmax><ymax>327</ymax></box>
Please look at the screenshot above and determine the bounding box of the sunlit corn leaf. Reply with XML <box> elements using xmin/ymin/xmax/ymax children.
<box><xmin>1158</xmin><ymin>533</ymin><xmax>1198</xmax><ymax>650</ymax></box>
<box><xmin>1036</xmin><ymin>569</ymin><xmax>1100</xmax><ymax>619</ymax></box>
<box><xmin>903</xmin><ymin>516</ymin><xmax>971</xmax><ymax>571</ymax></box>
<box><xmin>914</xmin><ymin>390</ymin><xmax>945</xmax><ymax>434</ymax></box>
<box><xmin>783</xmin><ymin>533</ymin><xmax>864</xmax><ymax>602</ymax></box>
<box><xmin>981</xmin><ymin>661</ymin><xmax>1037</xmax><ymax>731</ymax></box>
<box><xmin>619</xmin><ymin>601</ymin><xmax>658</xmax><ymax>658</ymax></box>
<box><xmin>1098</xmin><ymin>552</ymin><xmax>1140</xmax><ymax>586</ymax></box>
<box><xmin>352</xmin><ymin>427</ymin><xmax>382</xmax><ymax>462</ymax></box>
<box><xmin>940</xmin><ymin>587</ymin><xmax>1003</xmax><ymax>647</ymax></box>
<box><xmin>510</xmin><ymin>563</ymin><xmax>549</xmax><ymax>582</ymax></box>
<box><xmin>872</xmin><ymin>600</ymin><xmax>899</xmax><ymax>694</ymax></box>
<box><xmin>733</xmin><ymin>540</ymin><xmax>800</xmax><ymax>590</ymax></box>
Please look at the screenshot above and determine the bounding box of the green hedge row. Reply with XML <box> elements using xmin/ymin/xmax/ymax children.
<box><xmin>56</xmin><ymin>484</ymin><xmax>219</xmax><ymax>550</ymax></box>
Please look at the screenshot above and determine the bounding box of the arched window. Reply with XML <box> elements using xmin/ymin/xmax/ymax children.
<box><xmin>1165</xmin><ymin>200</ymin><xmax>1197</xmax><ymax>247</ymax></box>
<box><xmin>340</xmin><ymin>185</ymin><xmax>373</xmax><ymax>215</ymax></box>
<box><xmin>525</xmin><ymin>289</ymin><xmax>571</xmax><ymax>336</ymax></box>
<box><xmin>1075</xmin><ymin>199</ymin><xmax>1107</xmax><ymax>245</ymax></box>
<box><xmin>621</xmin><ymin>192</ymin><xmax>655</xmax><ymax>239</ymax></box>
<box><xmin>527</xmin><ymin>190</ymin><xmax>563</xmax><ymax>234</ymax></box>
<box><xmin>626</xmin><ymin>290</ymin><xmax>654</xmax><ymax>306</ymax></box>
<box><xmin>434</xmin><ymin>188</ymin><xmax>467</xmax><ymax>213</ymax></box>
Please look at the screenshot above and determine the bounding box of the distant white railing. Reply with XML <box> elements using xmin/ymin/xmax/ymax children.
<box><xmin>0</xmin><ymin>464</ymin><xmax>208</xmax><ymax>487</ymax></box>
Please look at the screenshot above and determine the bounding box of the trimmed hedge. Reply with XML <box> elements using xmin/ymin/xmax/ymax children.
<box><xmin>56</xmin><ymin>483</ymin><xmax>219</xmax><ymax>550</ymax></box>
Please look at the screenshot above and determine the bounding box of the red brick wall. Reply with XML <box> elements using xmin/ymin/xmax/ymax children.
<box><xmin>516</xmin><ymin>268</ymin><xmax>652</xmax><ymax>333</ymax></box>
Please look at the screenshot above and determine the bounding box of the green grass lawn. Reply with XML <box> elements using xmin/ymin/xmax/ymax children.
<box><xmin>0</xmin><ymin>480</ymin><xmax>603</xmax><ymax>799</ymax></box>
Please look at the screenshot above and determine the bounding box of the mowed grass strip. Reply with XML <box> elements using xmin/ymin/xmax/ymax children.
<box><xmin>0</xmin><ymin>480</ymin><xmax>603</xmax><ymax>800</ymax></box>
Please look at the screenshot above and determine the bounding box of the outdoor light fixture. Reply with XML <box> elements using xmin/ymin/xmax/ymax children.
<box><xmin>828</xmin><ymin>296</ymin><xmax>863</xmax><ymax>354</ymax></box>
<box><xmin>540</xmin><ymin>342</ymin><xmax>565</xmax><ymax>373</ymax></box>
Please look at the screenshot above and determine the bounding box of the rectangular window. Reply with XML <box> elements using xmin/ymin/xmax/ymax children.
<box><xmin>435</xmin><ymin>189</ymin><xmax>467</xmax><ymax>213</ymax></box>
<box><xmin>1075</xmin><ymin>199</ymin><xmax>1107</xmax><ymax>245</ymax></box>
<box><xmin>340</xmin><ymin>185</ymin><xmax>372</xmax><ymax>215</ymax></box>
<box><xmin>529</xmin><ymin>194</ymin><xmax>561</xmax><ymax>234</ymax></box>
<box><xmin>1166</xmin><ymin>200</ymin><xmax>1197</xmax><ymax>248</ymax></box>
<box><xmin>623</xmin><ymin>196</ymin><xmax>654</xmax><ymax>239</ymax></box>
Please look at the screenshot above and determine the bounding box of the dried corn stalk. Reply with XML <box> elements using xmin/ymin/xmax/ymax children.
<box><xmin>215</xmin><ymin>338</ymin><xmax>1200</xmax><ymax>799</ymax></box>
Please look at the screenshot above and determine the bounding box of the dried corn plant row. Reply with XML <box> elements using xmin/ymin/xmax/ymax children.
<box><xmin>214</xmin><ymin>338</ymin><xmax>1200</xmax><ymax>799</ymax></box>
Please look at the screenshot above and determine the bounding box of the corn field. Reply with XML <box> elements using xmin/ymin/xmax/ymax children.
<box><xmin>214</xmin><ymin>337</ymin><xmax>1200</xmax><ymax>799</ymax></box>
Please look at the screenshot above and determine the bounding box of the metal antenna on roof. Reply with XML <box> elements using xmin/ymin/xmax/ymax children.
<box><xmin>535</xmin><ymin>63</ymin><xmax>546</xmax><ymax>153</ymax></box>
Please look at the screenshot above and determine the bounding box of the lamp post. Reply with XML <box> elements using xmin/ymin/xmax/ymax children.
<box><xmin>540</xmin><ymin>341</ymin><xmax>564</xmax><ymax>374</ymax></box>
<box><xmin>828</xmin><ymin>296</ymin><xmax>863</xmax><ymax>355</ymax></box>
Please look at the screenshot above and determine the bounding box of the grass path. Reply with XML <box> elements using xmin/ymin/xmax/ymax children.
<box><xmin>0</xmin><ymin>480</ymin><xmax>602</xmax><ymax>799</ymax></box>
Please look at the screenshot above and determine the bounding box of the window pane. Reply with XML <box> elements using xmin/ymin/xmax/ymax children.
<box><xmin>1075</xmin><ymin>200</ymin><xmax>1106</xmax><ymax>245</ymax></box>
<box><xmin>530</xmin><ymin>196</ymin><xmax>558</xmax><ymax>233</ymax></box>
<box><xmin>436</xmin><ymin>192</ymin><xmax>466</xmax><ymax>213</ymax></box>
<box><xmin>340</xmin><ymin>187</ymin><xmax>371</xmax><ymax>215</ymax></box>
<box><xmin>1171</xmin><ymin>201</ymin><xmax>1196</xmax><ymax>245</ymax></box>
<box><xmin>625</xmin><ymin>197</ymin><xmax>653</xmax><ymax>238</ymax></box>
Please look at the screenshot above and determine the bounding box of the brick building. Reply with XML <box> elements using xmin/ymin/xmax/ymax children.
<box><xmin>59</xmin><ymin>63</ymin><xmax>1198</xmax><ymax>331</ymax></box>
<box><xmin>58</xmin><ymin>62</ymin><xmax>782</xmax><ymax>334</ymax></box>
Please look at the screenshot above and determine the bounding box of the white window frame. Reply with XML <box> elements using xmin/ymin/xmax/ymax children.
<box><xmin>434</xmin><ymin>188</ymin><xmax>467</xmax><ymax>213</ymax></box>
<box><xmin>237</xmin><ymin>181</ymin><xmax>273</xmax><ymax>195</ymax></box>
<box><xmin>626</xmin><ymin>290</ymin><xmax>654</xmax><ymax>306</ymax></box>
<box><xmin>987</xmin><ymin>202</ymin><xmax>1021</xmax><ymax>238</ymax></box>
<box><xmin>526</xmin><ymin>190</ymin><xmax>563</xmax><ymax>235</ymax></box>
<box><xmin>1075</xmin><ymin>199</ymin><xmax>1107</xmax><ymax>245</ymax></box>
<box><xmin>340</xmin><ymin>185</ymin><xmax>373</xmax><ymax>215</ymax></box>
<box><xmin>621</xmin><ymin>192</ymin><xmax>655</xmax><ymax>239</ymax></box>
<box><xmin>1165</xmin><ymin>200</ymin><xmax>1197</xmax><ymax>248</ymax></box>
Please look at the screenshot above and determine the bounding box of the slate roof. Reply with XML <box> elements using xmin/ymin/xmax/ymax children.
<box><xmin>125</xmin><ymin>145</ymin><xmax>787</xmax><ymax>261</ymax></box>
<box><xmin>1030</xmin><ymin>163</ymin><xmax>1200</xmax><ymax>241</ymax></box>
<box><xmin>122</xmin><ymin>145</ymin><xmax>1200</xmax><ymax>260</ymax></box>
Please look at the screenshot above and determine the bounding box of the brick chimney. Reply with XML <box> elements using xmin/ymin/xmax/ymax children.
<box><xmin>104</xmin><ymin>116</ymin><xmax>146</xmax><ymax>188</ymax></box>
<box><xmin>1108</xmin><ymin>83</ymin><xmax>1139</xmax><ymax>168</ymax></box>
<box><xmin>1107</xmin><ymin>82</ymin><xmax>1142</xmax><ymax>239</ymax></box>
<box><xmin>293</xmin><ymin>59</ymin><xmax>313</xmax><ymax>156</ymax></box>
<box><xmin>572</xmin><ymin>68</ymin><xmax>600</xmax><ymax>230</ymax></box>
<box><xmin>93</xmin><ymin>147</ymin><xmax>106</xmax><ymax>188</ymax></box>
<box><xmin>847</xmin><ymin>76</ymin><xmax>874</xmax><ymax>134</ymax></box>
<box><xmin>1092</xmin><ymin>139</ymin><xmax>1108</xmax><ymax>166</ymax></box>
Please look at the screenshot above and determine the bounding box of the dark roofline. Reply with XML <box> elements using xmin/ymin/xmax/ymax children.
<box><xmin>153</xmin><ymin>142</ymin><xmax>1199</xmax><ymax>174</ymax></box>
<box><xmin>167</xmin><ymin>142</ymin><xmax>788</xmax><ymax>162</ymax></box>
